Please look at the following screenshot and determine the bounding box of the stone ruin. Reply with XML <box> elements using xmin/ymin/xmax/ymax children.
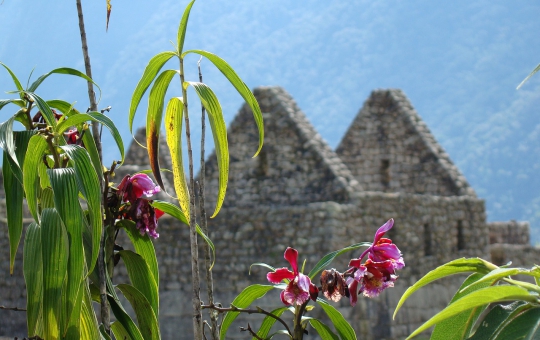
<box><xmin>0</xmin><ymin>86</ymin><xmax>537</xmax><ymax>339</ymax></box>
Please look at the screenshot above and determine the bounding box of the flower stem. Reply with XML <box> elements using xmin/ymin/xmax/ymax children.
<box><xmin>180</xmin><ymin>56</ymin><xmax>203</xmax><ymax>340</ymax></box>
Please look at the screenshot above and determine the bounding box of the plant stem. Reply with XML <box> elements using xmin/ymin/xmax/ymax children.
<box><xmin>180</xmin><ymin>56</ymin><xmax>203</xmax><ymax>340</ymax></box>
<box><xmin>197</xmin><ymin>59</ymin><xmax>218</xmax><ymax>340</ymax></box>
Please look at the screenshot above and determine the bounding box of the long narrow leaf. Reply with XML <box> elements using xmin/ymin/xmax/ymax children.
<box><xmin>186</xmin><ymin>82</ymin><xmax>228</xmax><ymax>218</ymax></box>
<box><xmin>308</xmin><ymin>242</ymin><xmax>371</xmax><ymax>280</ymax></box>
<box><xmin>47</xmin><ymin>99</ymin><xmax>80</xmax><ymax>116</ymax></box>
<box><xmin>41</xmin><ymin>208</ymin><xmax>69</xmax><ymax>340</ymax></box>
<box><xmin>28</xmin><ymin>67</ymin><xmax>101</xmax><ymax>102</ymax></box>
<box><xmin>517</xmin><ymin>63</ymin><xmax>540</xmax><ymax>89</ymax></box>
<box><xmin>317</xmin><ymin>299</ymin><xmax>357</xmax><ymax>340</ymax></box>
<box><xmin>0</xmin><ymin>98</ymin><xmax>25</xmax><ymax>111</ymax></box>
<box><xmin>220</xmin><ymin>285</ymin><xmax>275</xmax><ymax>340</ymax></box>
<box><xmin>164</xmin><ymin>97</ymin><xmax>190</xmax><ymax>220</ymax></box>
<box><xmin>254</xmin><ymin>307</ymin><xmax>288</xmax><ymax>340</ymax></box>
<box><xmin>146</xmin><ymin>69</ymin><xmax>177</xmax><ymax>190</ymax></box>
<box><xmin>23</xmin><ymin>222</ymin><xmax>43</xmax><ymax>337</ymax></box>
<box><xmin>0</xmin><ymin>115</ymin><xmax>18</xmax><ymax>167</ymax></box>
<box><xmin>129</xmin><ymin>51</ymin><xmax>176</xmax><ymax>133</ymax></box>
<box><xmin>4</xmin><ymin>151</ymin><xmax>23</xmax><ymax>274</ymax></box>
<box><xmin>0</xmin><ymin>62</ymin><xmax>24</xmax><ymax>99</ymax></box>
<box><xmin>25</xmin><ymin>92</ymin><xmax>58</xmax><ymax>128</ymax></box>
<box><xmin>182</xmin><ymin>49</ymin><xmax>264</xmax><ymax>156</ymax></box>
<box><xmin>468</xmin><ymin>301</ymin><xmax>530</xmax><ymax>340</ymax></box>
<box><xmin>117</xmin><ymin>284</ymin><xmax>161</xmax><ymax>340</ymax></box>
<box><xmin>23</xmin><ymin>134</ymin><xmax>48</xmax><ymax>222</ymax></box>
<box><xmin>108</xmin><ymin>296</ymin><xmax>145</xmax><ymax>340</ymax></box>
<box><xmin>309</xmin><ymin>319</ymin><xmax>339</xmax><ymax>340</ymax></box>
<box><xmin>80</xmin><ymin>280</ymin><xmax>101</xmax><ymax>340</ymax></box>
<box><xmin>176</xmin><ymin>0</ymin><xmax>195</xmax><ymax>54</ymax></box>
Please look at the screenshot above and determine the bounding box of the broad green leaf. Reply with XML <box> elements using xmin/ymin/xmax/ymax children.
<box><xmin>117</xmin><ymin>219</ymin><xmax>159</xmax><ymax>286</ymax></box>
<box><xmin>28</xmin><ymin>67</ymin><xmax>101</xmax><ymax>102</ymax></box>
<box><xmin>308</xmin><ymin>242</ymin><xmax>371</xmax><ymax>280</ymax></box>
<box><xmin>220</xmin><ymin>285</ymin><xmax>275</xmax><ymax>340</ymax></box>
<box><xmin>182</xmin><ymin>49</ymin><xmax>264</xmax><ymax>157</ymax></box>
<box><xmin>460</xmin><ymin>268</ymin><xmax>522</xmax><ymax>293</ymax></box>
<box><xmin>62</xmin><ymin>145</ymin><xmax>103</xmax><ymax>273</ymax></box>
<box><xmin>468</xmin><ymin>301</ymin><xmax>529</xmax><ymax>340</ymax></box>
<box><xmin>317</xmin><ymin>299</ymin><xmax>357</xmax><ymax>340</ymax></box>
<box><xmin>23</xmin><ymin>222</ymin><xmax>43</xmax><ymax>337</ymax></box>
<box><xmin>176</xmin><ymin>0</ymin><xmax>195</xmax><ymax>54</ymax></box>
<box><xmin>99</xmin><ymin>325</ymin><xmax>113</xmax><ymax>340</ymax></box>
<box><xmin>118</xmin><ymin>250</ymin><xmax>159</xmax><ymax>317</ymax></box>
<box><xmin>394</xmin><ymin>258</ymin><xmax>495</xmax><ymax>318</ymax></box>
<box><xmin>4</xmin><ymin>151</ymin><xmax>23</xmax><ymax>274</ymax></box>
<box><xmin>46</xmin><ymin>99</ymin><xmax>80</xmax><ymax>116</ymax></box>
<box><xmin>23</xmin><ymin>134</ymin><xmax>48</xmax><ymax>222</ymax></box>
<box><xmin>309</xmin><ymin>319</ymin><xmax>339</xmax><ymax>340</ymax></box>
<box><xmin>48</xmin><ymin>168</ymin><xmax>85</xmax><ymax>336</ymax></box>
<box><xmin>80</xmin><ymin>280</ymin><xmax>100</xmax><ymax>340</ymax></box>
<box><xmin>186</xmin><ymin>81</ymin><xmax>228</xmax><ymax>218</ymax></box>
<box><xmin>164</xmin><ymin>97</ymin><xmax>190</xmax><ymax>220</ymax></box>
<box><xmin>129</xmin><ymin>51</ymin><xmax>176</xmax><ymax>133</ymax></box>
<box><xmin>517</xmin><ymin>63</ymin><xmax>540</xmax><ymax>89</ymax></box>
<box><xmin>108</xmin><ymin>296</ymin><xmax>144</xmax><ymax>340</ymax></box>
<box><xmin>254</xmin><ymin>307</ymin><xmax>288</xmax><ymax>340</ymax></box>
<box><xmin>80</xmin><ymin>126</ymin><xmax>104</xmax><ymax>182</ymax></box>
<box><xmin>146</xmin><ymin>69</ymin><xmax>177</xmax><ymax>190</ymax></box>
<box><xmin>431</xmin><ymin>273</ymin><xmax>490</xmax><ymax>340</ymax></box>
<box><xmin>41</xmin><ymin>208</ymin><xmax>69</xmax><ymax>340</ymax></box>
<box><xmin>25</xmin><ymin>92</ymin><xmax>58</xmax><ymax>128</ymax></box>
<box><xmin>486</xmin><ymin>305</ymin><xmax>540</xmax><ymax>339</ymax></box>
<box><xmin>0</xmin><ymin>98</ymin><xmax>25</xmax><ymax>111</ymax></box>
<box><xmin>0</xmin><ymin>115</ymin><xmax>18</xmax><ymax>167</ymax></box>
<box><xmin>117</xmin><ymin>284</ymin><xmax>161</xmax><ymax>340</ymax></box>
<box><xmin>406</xmin><ymin>285</ymin><xmax>537</xmax><ymax>339</ymax></box>
<box><xmin>0</xmin><ymin>62</ymin><xmax>24</xmax><ymax>99</ymax></box>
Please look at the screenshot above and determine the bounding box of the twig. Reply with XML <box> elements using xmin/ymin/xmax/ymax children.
<box><xmin>240</xmin><ymin>323</ymin><xmax>264</xmax><ymax>340</ymax></box>
<box><xmin>0</xmin><ymin>305</ymin><xmax>26</xmax><ymax>311</ymax></box>
<box><xmin>202</xmin><ymin>304</ymin><xmax>292</xmax><ymax>337</ymax></box>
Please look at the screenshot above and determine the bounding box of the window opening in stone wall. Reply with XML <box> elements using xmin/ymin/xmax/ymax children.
<box><xmin>424</xmin><ymin>223</ymin><xmax>432</xmax><ymax>256</ymax></box>
<box><xmin>380</xmin><ymin>159</ymin><xmax>390</xmax><ymax>189</ymax></box>
<box><xmin>457</xmin><ymin>220</ymin><xmax>465</xmax><ymax>250</ymax></box>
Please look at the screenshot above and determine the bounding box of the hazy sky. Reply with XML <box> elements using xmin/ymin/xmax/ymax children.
<box><xmin>1</xmin><ymin>1</ymin><xmax>540</xmax><ymax>235</ymax></box>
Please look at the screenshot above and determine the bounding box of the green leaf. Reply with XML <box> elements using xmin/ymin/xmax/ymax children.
<box><xmin>80</xmin><ymin>280</ymin><xmax>101</xmax><ymax>340</ymax></box>
<box><xmin>394</xmin><ymin>258</ymin><xmax>495</xmax><ymax>318</ymax></box>
<box><xmin>182</xmin><ymin>49</ymin><xmax>264</xmax><ymax>157</ymax></box>
<box><xmin>482</xmin><ymin>305</ymin><xmax>540</xmax><ymax>340</ymax></box>
<box><xmin>0</xmin><ymin>115</ymin><xmax>19</xmax><ymax>167</ymax></box>
<box><xmin>164</xmin><ymin>97</ymin><xmax>190</xmax><ymax>220</ymax></box>
<box><xmin>468</xmin><ymin>301</ymin><xmax>530</xmax><ymax>340</ymax></box>
<box><xmin>129</xmin><ymin>51</ymin><xmax>176</xmax><ymax>134</ymax></box>
<box><xmin>431</xmin><ymin>273</ymin><xmax>490</xmax><ymax>340</ymax></box>
<box><xmin>250</xmin><ymin>263</ymin><xmax>276</xmax><ymax>274</ymax></box>
<box><xmin>25</xmin><ymin>92</ymin><xmax>59</xmax><ymax>128</ymax></box>
<box><xmin>108</xmin><ymin>296</ymin><xmax>145</xmax><ymax>340</ymax></box>
<box><xmin>220</xmin><ymin>285</ymin><xmax>275</xmax><ymax>340</ymax></box>
<box><xmin>80</xmin><ymin>125</ymin><xmax>104</xmax><ymax>182</ymax></box>
<box><xmin>41</xmin><ymin>208</ymin><xmax>69</xmax><ymax>340</ymax></box>
<box><xmin>117</xmin><ymin>219</ymin><xmax>159</xmax><ymax>286</ymax></box>
<box><xmin>254</xmin><ymin>307</ymin><xmax>288</xmax><ymax>340</ymax></box>
<box><xmin>317</xmin><ymin>299</ymin><xmax>357</xmax><ymax>340</ymax></box>
<box><xmin>0</xmin><ymin>98</ymin><xmax>25</xmax><ymax>111</ymax></box>
<box><xmin>62</xmin><ymin>145</ymin><xmax>103</xmax><ymax>273</ymax></box>
<box><xmin>118</xmin><ymin>250</ymin><xmax>159</xmax><ymax>317</ymax></box>
<box><xmin>23</xmin><ymin>222</ymin><xmax>43</xmax><ymax>337</ymax></box>
<box><xmin>177</xmin><ymin>0</ymin><xmax>195</xmax><ymax>54</ymax></box>
<box><xmin>309</xmin><ymin>319</ymin><xmax>339</xmax><ymax>340</ymax></box>
<box><xmin>117</xmin><ymin>284</ymin><xmax>161</xmax><ymax>340</ymax></box>
<box><xmin>308</xmin><ymin>242</ymin><xmax>371</xmax><ymax>280</ymax></box>
<box><xmin>4</xmin><ymin>151</ymin><xmax>24</xmax><ymax>274</ymax></box>
<box><xmin>186</xmin><ymin>81</ymin><xmax>228</xmax><ymax>218</ymax></box>
<box><xmin>517</xmin><ymin>63</ymin><xmax>540</xmax><ymax>89</ymax></box>
<box><xmin>28</xmin><ymin>67</ymin><xmax>101</xmax><ymax>102</ymax></box>
<box><xmin>23</xmin><ymin>134</ymin><xmax>48</xmax><ymax>222</ymax></box>
<box><xmin>460</xmin><ymin>268</ymin><xmax>522</xmax><ymax>293</ymax></box>
<box><xmin>0</xmin><ymin>62</ymin><xmax>24</xmax><ymax>99</ymax></box>
<box><xmin>406</xmin><ymin>285</ymin><xmax>537</xmax><ymax>339</ymax></box>
<box><xmin>47</xmin><ymin>99</ymin><xmax>80</xmax><ymax>116</ymax></box>
<box><xmin>146</xmin><ymin>69</ymin><xmax>177</xmax><ymax>190</ymax></box>
<box><xmin>48</xmin><ymin>168</ymin><xmax>85</xmax><ymax>336</ymax></box>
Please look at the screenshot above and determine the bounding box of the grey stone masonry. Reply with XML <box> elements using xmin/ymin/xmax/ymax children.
<box><xmin>488</xmin><ymin>220</ymin><xmax>530</xmax><ymax>245</ymax></box>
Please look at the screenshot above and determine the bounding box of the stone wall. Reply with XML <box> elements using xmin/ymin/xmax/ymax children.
<box><xmin>488</xmin><ymin>220</ymin><xmax>530</xmax><ymax>245</ymax></box>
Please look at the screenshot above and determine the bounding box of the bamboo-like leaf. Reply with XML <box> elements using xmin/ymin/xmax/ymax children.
<box><xmin>0</xmin><ymin>98</ymin><xmax>25</xmax><ymax>111</ymax></box>
<box><xmin>117</xmin><ymin>219</ymin><xmax>159</xmax><ymax>286</ymax></box>
<box><xmin>47</xmin><ymin>99</ymin><xmax>80</xmax><ymax>116</ymax></box>
<box><xmin>129</xmin><ymin>51</ymin><xmax>176</xmax><ymax>133</ymax></box>
<box><xmin>23</xmin><ymin>222</ymin><xmax>43</xmax><ymax>337</ymax></box>
<box><xmin>394</xmin><ymin>258</ymin><xmax>495</xmax><ymax>318</ymax></box>
<box><xmin>186</xmin><ymin>82</ymin><xmax>228</xmax><ymax>218</ymax></box>
<box><xmin>182</xmin><ymin>49</ymin><xmax>264</xmax><ymax>157</ymax></box>
<box><xmin>460</xmin><ymin>268</ymin><xmax>522</xmax><ymax>293</ymax></box>
<box><xmin>28</xmin><ymin>67</ymin><xmax>101</xmax><ymax>102</ymax></box>
<box><xmin>41</xmin><ymin>208</ymin><xmax>69</xmax><ymax>340</ymax></box>
<box><xmin>253</xmin><ymin>307</ymin><xmax>288</xmax><ymax>340</ymax></box>
<box><xmin>23</xmin><ymin>134</ymin><xmax>48</xmax><ymax>222</ymax></box>
<box><xmin>317</xmin><ymin>299</ymin><xmax>357</xmax><ymax>340</ymax></box>
<box><xmin>220</xmin><ymin>285</ymin><xmax>275</xmax><ymax>340</ymax></box>
<box><xmin>118</xmin><ymin>250</ymin><xmax>159</xmax><ymax>317</ymax></box>
<box><xmin>309</xmin><ymin>319</ymin><xmax>339</xmax><ymax>340</ymax></box>
<box><xmin>108</xmin><ymin>296</ymin><xmax>145</xmax><ymax>340</ymax></box>
<box><xmin>48</xmin><ymin>168</ymin><xmax>85</xmax><ymax>336</ymax></box>
<box><xmin>164</xmin><ymin>97</ymin><xmax>190</xmax><ymax>220</ymax></box>
<box><xmin>80</xmin><ymin>280</ymin><xmax>100</xmax><ymax>340</ymax></box>
<box><xmin>406</xmin><ymin>285</ymin><xmax>537</xmax><ymax>339</ymax></box>
<box><xmin>62</xmin><ymin>145</ymin><xmax>102</xmax><ymax>273</ymax></box>
<box><xmin>117</xmin><ymin>283</ymin><xmax>161</xmax><ymax>340</ymax></box>
<box><xmin>26</xmin><ymin>92</ymin><xmax>58</xmax><ymax>129</ymax></box>
<box><xmin>517</xmin><ymin>63</ymin><xmax>540</xmax><ymax>89</ymax></box>
<box><xmin>81</xmin><ymin>126</ymin><xmax>104</xmax><ymax>182</ymax></box>
<box><xmin>147</xmin><ymin>69</ymin><xmax>177</xmax><ymax>190</ymax></box>
<box><xmin>483</xmin><ymin>307</ymin><xmax>540</xmax><ymax>339</ymax></box>
<box><xmin>176</xmin><ymin>0</ymin><xmax>195</xmax><ymax>54</ymax></box>
<box><xmin>99</xmin><ymin>325</ymin><xmax>113</xmax><ymax>340</ymax></box>
<box><xmin>308</xmin><ymin>242</ymin><xmax>371</xmax><ymax>280</ymax></box>
<box><xmin>4</xmin><ymin>150</ymin><xmax>23</xmax><ymax>274</ymax></box>
<box><xmin>468</xmin><ymin>301</ymin><xmax>529</xmax><ymax>340</ymax></box>
<box><xmin>431</xmin><ymin>273</ymin><xmax>490</xmax><ymax>340</ymax></box>
<box><xmin>0</xmin><ymin>62</ymin><xmax>24</xmax><ymax>99</ymax></box>
<box><xmin>0</xmin><ymin>115</ymin><xmax>18</xmax><ymax>167</ymax></box>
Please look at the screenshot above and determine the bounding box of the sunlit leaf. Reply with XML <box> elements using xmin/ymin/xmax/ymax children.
<box><xmin>0</xmin><ymin>62</ymin><xmax>24</xmax><ymax>99</ymax></box>
<box><xmin>220</xmin><ymin>285</ymin><xmax>275</xmax><ymax>340</ymax></box>
<box><xmin>23</xmin><ymin>222</ymin><xmax>43</xmax><ymax>337</ymax></box>
<box><xmin>517</xmin><ymin>62</ymin><xmax>540</xmax><ymax>89</ymax></box>
<box><xmin>182</xmin><ymin>49</ymin><xmax>264</xmax><ymax>156</ymax></box>
<box><xmin>80</xmin><ymin>280</ymin><xmax>101</xmax><ymax>340</ymax></box>
<box><xmin>176</xmin><ymin>0</ymin><xmax>195</xmax><ymax>54</ymax></box>
<box><xmin>108</xmin><ymin>296</ymin><xmax>145</xmax><ymax>340</ymax></box>
<box><xmin>186</xmin><ymin>81</ymin><xmax>228</xmax><ymax>218</ymax></box>
<box><xmin>117</xmin><ymin>284</ymin><xmax>161</xmax><ymax>340</ymax></box>
<box><xmin>47</xmin><ymin>99</ymin><xmax>80</xmax><ymax>116</ymax></box>
<box><xmin>28</xmin><ymin>67</ymin><xmax>101</xmax><ymax>102</ymax></box>
<box><xmin>0</xmin><ymin>115</ymin><xmax>18</xmax><ymax>167</ymax></box>
<box><xmin>468</xmin><ymin>301</ymin><xmax>530</xmax><ymax>340</ymax></box>
<box><xmin>106</xmin><ymin>0</ymin><xmax>112</xmax><ymax>32</ymax></box>
<box><xmin>0</xmin><ymin>98</ymin><xmax>25</xmax><ymax>111</ymax></box>
<box><xmin>317</xmin><ymin>299</ymin><xmax>356</xmax><ymax>340</ymax></box>
<box><xmin>23</xmin><ymin>134</ymin><xmax>48</xmax><ymax>222</ymax></box>
<box><xmin>253</xmin><ymin>307</ymin><xmax>288</xmax><ymax>340</ymax></box>
<box><xmin>309</xmin><ymin>319</ymin><xmax>339</xmax><ymax>340</ymax></box>
<box><xmin>25</xmin><ymin>92</ymin><xmax>58</xmax><ymax>129</ymax></box>
<box><xmin>308</xmin><ymin>242</ymin><xmax>371</xmax><ymax>280</ymax></box>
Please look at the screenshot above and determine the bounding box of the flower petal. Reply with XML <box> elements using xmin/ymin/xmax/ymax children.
<box><xmin>348</xmin><ymin>279</ymin><xmax>359</xmax><ymax>307</ymax></box>
<box><xmin>296</xmin><ymin>273</ymin><xmax>311</xmax><ymax>292</ymax></box>
<box><xmin>284</xmin><ymin>247</ymin><xmax>299</xmax><ymax>274</ymax></box>
<box><xmin>267</xmin><ymin>268</ymin><xmax>295</xmax><ymax>284</ymax></box>
<box><xmin>374</xmin><ymin>218</ymin><xmax>394</xmax><ymax>243</ymax></box>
